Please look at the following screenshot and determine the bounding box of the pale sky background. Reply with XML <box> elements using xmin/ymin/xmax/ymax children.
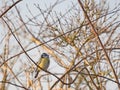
<box><xmin>0</xmin><ymin>0</ymin><xmax>120</xmax><ymax>90</ymax></box>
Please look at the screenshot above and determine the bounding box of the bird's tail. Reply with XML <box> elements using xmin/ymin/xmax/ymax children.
<box><xmin>34</xmin><ymin>71</ymin><xmax>39</xmax><ymax>78</ymax></box>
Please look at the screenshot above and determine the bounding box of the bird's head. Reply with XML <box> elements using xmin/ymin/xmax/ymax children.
<box><xmin>41</xmin><ymin>53</ymin><xmax>49</xmax><ymax>58</ymax></box>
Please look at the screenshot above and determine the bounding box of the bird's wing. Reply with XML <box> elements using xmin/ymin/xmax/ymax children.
<box><xmin>44</xmin><ymin>58</ymin><xmax>50</xmax><ymax>70</ymax></box>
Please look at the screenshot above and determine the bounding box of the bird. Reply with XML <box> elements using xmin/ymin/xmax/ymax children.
<box><xmin>34</xmin><ymin>53</ymin><xmax>50</xmax><ymax>78</ymax></box>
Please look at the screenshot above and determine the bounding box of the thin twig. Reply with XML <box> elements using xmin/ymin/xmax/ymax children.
<box><xmin>0</xmin><ymin>0</ymin><xmax>22</xmax><ymax>18</ymax></box>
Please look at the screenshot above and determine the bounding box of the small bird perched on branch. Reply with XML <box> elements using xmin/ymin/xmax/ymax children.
<box><xmin>34</xmin><ymin>53</ymin><xmax>50</xmax><ymax>78</ymax></box>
